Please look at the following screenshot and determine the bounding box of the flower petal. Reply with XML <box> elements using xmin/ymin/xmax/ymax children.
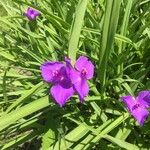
<box><xmin>121</xmin><ymin>95</ymin><xmax>136</xmax><ymax>112</ymax></box>
<box><xmin>40</xmin><ymin>61</ymin><xmax>64</xmax><ymax>83</ymax></box>
<box><xmin>65</xmin><ymin>57</ymin><xmax>72</xmax><ymax>70</ymax></box>
<box><xmin>59</xmin><ymin>66</ymin><xmax>73</xmax><ymax>88</ymax></box>
<box><xmin>136</xmin><ymin>91</ymin><xmax>150</xmax><ymax>108</ymax></box>
<box><xmin>72</xmin><ymin>76</ymin><xmax>89</xmax><ymax>102</ymax></box>
<box><xmin>75</xmin><ymin>56</ymin><xmax>88</xmax><ymax>70</ymax></box>
<box><xmin>50</xmin><ymin>84</ymin><xmax>74</xmax><ymax>107</ymax></box>
<box><xmin>132</xmin><ymin>107</ymin><xmax>149</xmax><ymax>126</ymax></box>
<box><xmin>68</xmin><ymin>59</ymin><xmax>90</xmax><ymax>102</ymax></box>
<box><xmin>25</xmin><ymin>8</ymin><xmax>40</xmax><ymax>20</ymax></box>
<box><xmin>33</xmin><ymin>9</ymin><xmax>41</xmax><ymax>17</ymax></box>
<box><xmin>69</xmin><ymin>68</ymin><xmax>81</xmax><ymax>84</ymax></box>
<box><xmin>75</xmin><ymin>56</ymin><xmax>94</xmax><ymax>79</ymax></box>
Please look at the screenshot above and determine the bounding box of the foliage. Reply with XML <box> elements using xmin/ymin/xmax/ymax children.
<box><xmin>0</xmin><ymin>0</ymin><xmax>150</xmax><ymax>149</ymax></box>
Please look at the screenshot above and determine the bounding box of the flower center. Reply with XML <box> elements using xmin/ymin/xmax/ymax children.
<box><xmin>60</xmin><ymin>76</ymin><xmax>64</xmax><ymax>81</ymax></box>
<box><xmin>52</xmin><ymin>70</ymin><xmax>65</xmax><ymax>83</ymax></box>
<box><xmin>30</xmin><ymin>10</ymin><xmax>35</xmax><ymax>15</ymax></box>
<box><xmin>52</xmin><ymin>70</ymin><xmax>59</xmax><ymax>77</ymax></box>
<box><xmin>81</xmin><ymin>68</ymin><xmax>87</xmax><ymax>76</ymax></box>
<box><xmin>132</xmin><ymin>103</ymin><xmax>140</xmax><ymax>111</ymax></box>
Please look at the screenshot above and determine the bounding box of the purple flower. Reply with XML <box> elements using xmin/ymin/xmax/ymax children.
<box><xmin>24</xmin><ymin>7</ymin><xmax>40</xmax><ymax>20</ymax></box>
<box><xmin>40</xmin><ymin>56</ymin><xmax>94</xmax><ymax>106</ymax></box>
<box><xmin>66</xmin><ymin>56</ymin><xmax>94</xmax><ymax>102</ymax></box>
<box><xmin>121</xmin><ymin>91</ymin><xmax>150</xmax><ymax>126</ymax></box>
<box><xmin>40</xmin><ymin>61</ymin><xmax>74</xmax><ymax>107</ymax></box>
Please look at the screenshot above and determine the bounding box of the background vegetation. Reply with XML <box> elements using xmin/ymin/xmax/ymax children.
<box><xmin>0</xmin><ymin>0</ymin><xmax>150</xmax><ymax>149</ymax></box>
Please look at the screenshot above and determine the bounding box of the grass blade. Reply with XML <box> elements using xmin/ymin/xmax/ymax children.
<box><xmin>117</xmin><ymin>0</ymin><xmax>133</xmax><ymax>76</ymax></box>
<box><xmin>98</xmin><ymin>0</ymin><xmax>121</xmax><ymax>93</ymax></box>
<box><xmin>68</xmin><ymin>0</ymin><xmax>88</xmax><ymax>63</ymax></box>
<box><xmin>0</xmin><ymin>96</ymin><xmax>50</xmax><ymax>132</ymax></box>
<box><xmin>103</xmin><ymin>134</ymin><xmax>139</xmax><ymax>150</ymax></box>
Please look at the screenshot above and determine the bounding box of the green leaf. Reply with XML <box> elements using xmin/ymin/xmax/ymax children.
<box><xmin>117</xmin><ymin>0</ymin><xmax>133</xmax><ymax>76</ymax></box>
<box><xmin>41</xmin><ymin>113</ymin><xmax>59</xmax><ymax>149</ymax></box>
<box><xmin>98</xmin><ymin>0</ymin><xmax>121</xmax><ymax>93</ymax></box>
<box><xmin>0</xmin><ymin>96</ymin><xmax>50</xmax><ymax>132</ymax></box>
<box><xmin>90</xmin><ymin>101</ymin><xmax>108</xmax><ymax>122</ymax></box>
<box><xmin>0</xmin><ymin>49</ymin><xmax>16</xmax><ymax>62</ymax></box>
<box><xmin>103</xmin><ymin>134</ymin><xmax>139</xmax><ymax>150</ymax></box>
<box><xmin>52</xmin><ymin>124</ymin><xmax>89</xmax><ymax>150</ymax></box>
<box><xmin>68</xmin><ymin>0</ymin><xmax>88</xmax><ymax>63</ymax></box>
<box><xmin>6</xmin><ymin>82</ymin><xmax>44</xmax><ymax>113</ymax></box>
<box><xmin>83</xmin><ymin>113</ymin><xmax>129</xmax><ymax>149</ymax></box>
<box><xmin>1</xmin><ymin>131</ymin><xmax>41</xmax><ymax>150</ymax></box>
<box><xmin>74</xmin><ymin>120</ymin><xmax>111</xmax><ymax>150</ymax></box>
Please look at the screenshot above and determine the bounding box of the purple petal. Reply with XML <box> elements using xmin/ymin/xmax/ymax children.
<box><xmin>75</xmin><ymin>56</ymin><xmax>88</xmax><ymax>71</ymax></box>
<box><xmin>70</xmin><ymin>69</ymin><xmax>89</xmax><ymax>102</ymax></box>
<box><xmin>65</xmin><ymin>57</ymin><xmax>71</xmax><ymax>65</ymax></box>
<box><xmin>75</xmin><ymin>56</ymin><xmax>94</xmax><ymax>79</ymax></box>
<box><xmin>136</xmin><ymin>91</ymin><xmax>150</xmax><ymax>108</ymax></box>
<box><xmin>69</xmin><ymin>68</ymin><xmax>81</xmax><ymax>84</ymax></box>
<box><xmin>33</xmin><ymin>10</ymin><xmax>41</xmax><ymax>17</ymax></box>
<box><xmin>59</xmin><ymin>67</ymin><xmax>73</xmax><ymax>88</ymax></box>
<box><xmin>50</xmin><ymin>84</ymin><xmax>74</xmax><ymax>107</ymax></box>
<box><xmin>75</xmin><ymin>79</ymin><xmax>89</xmax><ymax>102</ymax></box>
<box><xmin>132</xmin><ymin>107</ymin><xmax>149</xmax><ymax>126</ymax></box>
<box><xmin>25</xmin><ymin>7</ymin><xmax>40</xmax><ymax>20</ymax></box>
<box><xmin>121</xmin><ymin>95</ymin><xmax>149</xmax><ymax>126</ymax></box>
<box><xmin>121</xmin><ymin>95</ymin><xmax>136</xmax><ymax>112</ymax></box>
<box><xmin>40</xmin><ymin>61</ymin><xmax>64</xmax><ymax>83</ymax></box>
<box><xmin>65</xmin><ymin>57</ymin><xmax>73</xmax><ymax>75</ymax></box>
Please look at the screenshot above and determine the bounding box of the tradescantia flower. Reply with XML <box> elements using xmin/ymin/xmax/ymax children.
<box><xmin>66</xmin><ymin>56</ymin><xmax>94</xmax><ymax>102</ymax></box>
<box><xmin>121</xmin><ymin>91</ymin><xmax>150</xmax><ymax>126</ymax></box>
<box><xmin>24</xmin><ymin>7</ymin><xmax>40</xmax><ymax>20</ymax></box>
<box><xmin>40</xmin><ymin>61</ymin><xmax>74</xmax><ymax>107</ymax></box>
<box><xmin>40</xmin><ymin>56</ymin><xmax>94</xmax><ymax>106</ymax></box>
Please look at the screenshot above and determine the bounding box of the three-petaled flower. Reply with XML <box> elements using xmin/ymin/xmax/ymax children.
<box><xmin>67</xmin><ymin>56</ymin><xmax>94</xmax><ymax>102</ymax></box>
<box><xmin>40</xmin><ymin>56</ymin><xmax>94</xmax><ymax>106</ymax></box>
<box><xmin>24</xmin><ymin>7</ymin><xmax>40</xmax><ymax>21</ymax></box>
<box><xmin>121</xmin><ymin>91</ymin><xmax>150</xmax><ymax>126</ymax></box>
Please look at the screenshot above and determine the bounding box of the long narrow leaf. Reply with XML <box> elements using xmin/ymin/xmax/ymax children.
<box><xmin>68</xmin><ymin>0</ymin><xmax>88</xmax><ymax>63</ymax></box>
<box><xmin>98</xmin><ymin>0</ymin><xmax>121</xmax><ymax>93</ymax></box>
<box><xmin>0</xmin><ymin>96</ymin><xmax>50</xmax><ymax>132</ymax></box>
